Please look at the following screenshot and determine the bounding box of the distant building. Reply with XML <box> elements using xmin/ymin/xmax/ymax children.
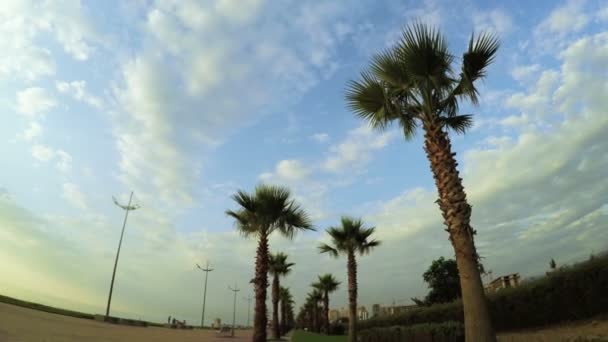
<box><xmin>328</xmin><ymin>306</ymin><xmax>369</xmax><ymax>322</ymax></box>
<box><xmin>357</xmin><ymin>306</ymin><xmax>369</xmax><ymax>321</ymax></box>
<box><xmin>484</xmin><ymin>273</ymin><xmax>520</xmax><ymax>294</ymax></box>
<box><xmin>211</xmin><ymin>318</ymin><xmax>222</xmax><ymax>328</ymax></box>
<box><xmin>372</xmin><ymin>303</ymin><xmax>418</xmax><ymax>317</ymax></box>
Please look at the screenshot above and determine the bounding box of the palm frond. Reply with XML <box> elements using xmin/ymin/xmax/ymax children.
<box><xmin>370</xmin><ymin>49</ymin><xmax>409</xmax><ymax>87</ymax></box>
<box><xmin>345</xmin><ymin>72</ymin><xmax>396</xmax><ymax>131</ymax></box>
<box><xmin>457</xmin><ymin>32</ymin><xmax>500</xmax><ymax>104</ymax></box>
<box><xmin>318</xmin><ymin>243</ymin><xmax>339</xmax><ymax>258</ymax></box>
<box><xmin>441</xmin><ymin>114</ymin><xmax>474</xmax><ymax>134</ymax></box>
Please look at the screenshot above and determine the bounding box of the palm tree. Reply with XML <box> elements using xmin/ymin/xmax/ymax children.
<box><xmin>279</xmin><ymin>286</ymin><xmax>294</xmax><ymax>335</ymax></box>
<box><xmin>269</xmin><ymin>252</ymin><xmax>294</xmax><ymax>338</ymax></box>
<box><xmin>313</xmin><ymin>274</ymin><xmax>341</xmax><ymax>334</ymax></box>
<box><xmin>307</xmin><ymin>289</ymin><xmax>323</xmax><ymax>333</ymax></box>
<box><xmin>345</xmin><ymin>22</ymin><xmax>499</xmax><ymax>341</ymax></box>
<box><xmin>319</xmin><ymin>217</ymin><xmax>380</xmax><ymax>342</ymax></box>
<box><xmin>226</xmin><ymin>184</ymin><xmax>313</xmax><ymax>342</ymax></box>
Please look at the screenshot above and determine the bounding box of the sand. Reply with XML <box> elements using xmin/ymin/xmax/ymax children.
<box><xmin>0</xmin><ymin>302</ymin><xmax>253</xmax><ymax>342</ymax></box>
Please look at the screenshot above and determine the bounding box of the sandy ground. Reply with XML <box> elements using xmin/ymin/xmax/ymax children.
<box><xmin>0</xmin><ymin>302</ymin><xmax>253</xmax><ymax>342</ymax></box>
<box><xmin>498</xmin><ymin>318</ymin><xmax>608</xmax><ymax>342</ymax></box>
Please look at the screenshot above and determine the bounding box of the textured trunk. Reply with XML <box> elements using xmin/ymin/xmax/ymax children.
<box><xmin>347</xmin><ymin>251</ymin><xmax>357</xmax><ymax>342</ymax></box>
<box><xmin>271</xmin><ymin>275</ymin><xmax>280</xmax><ymax>339</ymax></box>
<box><xmin>312</xmin><ymin>304</ymin><xmax>318</xmax><ymax>333</ymax></box>
<box><xmin>323</xmin><ymin>291</ymin><xmax>330</xmax><ymax>334</ymax></box>
<box><xmin>280</xmin><ymin>298</ymin><xmax>286</xmax><ymax>335</ymax></box>
<box><xmin>253</xmin><ymin>233</ymin><xmax>269</xmax><ymax>342</ymax></box>
<box><xmin>423</xmin><ymin>124</ymin><xmax>496</xmax><ymax>342</ymax></box>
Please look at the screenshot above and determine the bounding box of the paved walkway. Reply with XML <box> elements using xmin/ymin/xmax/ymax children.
<box><xmin>0</xmin><ymin>302</ymin><xmax>253</xmax><ymax>341</ymax></box>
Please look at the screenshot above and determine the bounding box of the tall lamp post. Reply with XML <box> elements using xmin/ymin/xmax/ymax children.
<box><xmin>196</xmin><ymin>262</ymin><xmax>214</xmax><ymax>328</ymax></box>
<box><xmin>106</xmin><ymin>191</ymin><xmax>140</xmax><ymax>317</ymax></box>
<box><xmin>243</xmin><ymin>295</ymin><xmax>252</xmax><ymax>328</ymax></box>
<box><xmin>228</xmin><ymin>283</ymin><xmax>240</xmax><ymax>337</ymax></box>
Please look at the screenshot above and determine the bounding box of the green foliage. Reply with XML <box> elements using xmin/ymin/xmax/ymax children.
<box><xmin>226</xmin><ymin>184</ymin><xmax>314</xmax><ymax>238</ymax></box>
<box><xmin>291</xmin><ymin>330</ymin><xmax>347</xmax><ymax>342</ymax></box>
<box><xmin>346</xmin><ymin>22</ymin><xmax>500</xmax><ymax>137</ymax></box>
<box><xmin>318</xmin><ymin>216</ymin><xmax>381</xmax><ymax>257</ymax></box>
<box><xmin>269</xmin><ymin>252</ymin><xmax>295</xmax><ymax>277</ymax></box>
<box><xmin>360</xmin><ymin>253</ymin><xmax>608</xmax><ymax>332</ymax></box>
<box><xmin>359</xmin><ymin>322</ymin><xmax>464</xmax><ymax>342</ymax></box>
<box><xmin>413</xmin><ymin>257</ymin><xmax>461</xmax><ymax>306</ymax></box>
<box><xmin>328</xmin><ymin>322</ymin><xmax>347</xmax><ymax>335</ymax></box>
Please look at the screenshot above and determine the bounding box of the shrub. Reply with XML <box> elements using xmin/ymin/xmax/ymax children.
<box><xmin>358</xmin><ymin>322</ymin><xmax>464</xmax><ymax>342</ymax></box>
<box><xmin>328</xmin><ymin>322</ymin><xmax>346</xmax><ymax>335</ymax></box>
<box><xmin>360</xmin><ymin>253</ymin><xmax>608</xmax><ymax>332</ymax></box>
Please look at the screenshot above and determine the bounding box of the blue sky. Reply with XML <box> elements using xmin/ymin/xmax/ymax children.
<box><xmin>1</xmin><ymin>0</ymin><xmax>608</xmax><ymax>325</ymax></box>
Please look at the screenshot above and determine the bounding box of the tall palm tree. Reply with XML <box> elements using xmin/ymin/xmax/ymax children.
<box><xmin>313</xmin><ymin>274</ymin><xmax>341</xmax><ymax>334</ymax></box>
<box><xmin>346</xmin><ymin>22</ymin><xmax>499</xmax><ymax>341</ymax></box>
<box><xmin>307</xmin><ymin>289</ymin><xmax>323</xmax><ymax>333</ymax></box>
<box><xmin>319</xmin><ymin>217</ymin><xmax>380</xmax><ymax>342</ymax></box>
<box><xmin>226</xmin><ymin>184</ymin><xmax>313</xmax><ymax>342</ymax></box>
<box><xmin>279</xmin><ymin>286</ymin><xmax>294</xmax><ymax>335</ymax></box>
<box><xmin>269</xmin><ymin>252</ymin><xmax>294</xmax><ymax>339</ymax></box>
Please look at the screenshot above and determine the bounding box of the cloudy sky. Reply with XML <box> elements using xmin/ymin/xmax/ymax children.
<box><xmin>1</xmin><ymin>0</ymin><xmax>607</xmax><ymax>325</ymax></box>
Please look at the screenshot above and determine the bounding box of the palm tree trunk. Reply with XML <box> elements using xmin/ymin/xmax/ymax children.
<box><xmin>312</xmin><ymin>304</ymin><xmax>318</xmax><ymax>333</ymax></box>
<box><xmin>347</xmin><ymin>251</ymin><xmax>357</xmax><ymax>342</ymax></box>
<box><xmin>323</xmin><ymin>292</ymin><xmax>330</xmax><ymax>334</ymax></box>
<box><xmin>271</xmin><ymin>275</ymin><xmax>280</xmax><ymax>339</ymax></box>
<box><xmin>253</xmin><ymin>233</ymin><xmax>269</xmax><ymax>342</ymax></box>
<box><xmin>280</xmin><ymin>298</ymin><xmax>286</xmax><ymax>335</ymax></box>
<box><xmin>423</xmin><ymin>125</ymin><xmax>495</xmax><ymax>342</ymax></box>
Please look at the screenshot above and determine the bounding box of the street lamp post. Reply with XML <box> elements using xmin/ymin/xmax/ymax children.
<box><xmin>106</xmin><ymin>191</ymin><xmax>140</xmax><ymax>317</ymax></box>
<box><xmin>196</xmin><ymin>262</ymin><xmax>214</xmax><ymax>328</ymax></box>
<box><xmin>243</xmin><ymin>295</ymin><xmax>252</xmax><ymax>328</ymax></box>
<box><xmin>228</xmin><ymin>283</ymin><xmax>240</xmax><ymax>337</ymax></box>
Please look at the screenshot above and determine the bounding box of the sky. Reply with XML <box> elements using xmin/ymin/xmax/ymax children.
<box><xmin>1</xmin><ymin>0</ymin><xmax>608</xmax><ymax>326</ymax></box>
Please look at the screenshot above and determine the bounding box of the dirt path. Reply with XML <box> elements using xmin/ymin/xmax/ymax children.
<box><xmin>0</xmin><ymin>302</ymin><xmax>252</xmax><ymax>342</ymax></box>
<box><xmin>498</xmin><ymin>318</ymin><xmax>608</xmax><ymax>342</ymax></box>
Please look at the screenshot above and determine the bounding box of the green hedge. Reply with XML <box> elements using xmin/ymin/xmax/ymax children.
<box><xmin>360</xmin><ymin>253</ymin><xmax>608</xmax><ymax>332</ymax></box>
<box><xmin>359</xmin><ymin>322</ymin><xmax>464</xmax><ymax>342</ymax></box>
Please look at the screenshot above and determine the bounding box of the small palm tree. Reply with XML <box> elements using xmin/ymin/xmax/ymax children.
<box><xmin>319</xmin><ymin>217</ymin><xmax>380</xmax><ymax>342</ymax></box>
<box><xmin>279</xmin><ymin>286</ymin><xmax>294</xmax><ymax>335</ymax></box>
<box><xmin>269</xmin><ymin>252</ymin><xmax>294</xmax><ymax>338</ymax></box>
<box><xmin>226</xmin><ymin>184</ymin><xmax>313</xmax><ymax>342</ymax></box>
<box><xmin>313</xmin><ymin>274</ymin><xmax>341</xmax><ymax>334</ymax></box>
<box><xmin>346</xmin><ymin>22</ymin><xmax>499</xmax><ymax>341</ymax></box>
<box><xmin>307</xmin><ymin>289</ymin><xmax>323</xmax><ymax>333</ymax></box>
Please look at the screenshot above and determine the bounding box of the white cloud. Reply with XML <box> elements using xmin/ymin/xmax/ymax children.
<box><xmin>56</xmin><ymin>81</ymin><xmax>102</xmax><ymax>108</ymax></box>
<box><xmin>536</xmin><ymin>0</ymin><xmax>589</xmax><ymax>35</ymax></box>
<box><xmin>323</xmin><ymin>125</ymin><xmax>397</xmax><ymax>173</ymax></box>
<box><xmin>31</xmin><ymin>144</ymin><xmax>56</xmax><ymax>162</ymax></box>
<box><xmin>55</xmin><ymin>150</ymin><xmax>73</xmax><ymax>173</ymax></box>
<box><xmin>599</xmin><ymin>6</ymin><xmax>608</xmax><ymax>21</ymax></box>
<box><xmin>30</xmin><ymin>145</ymin><xmax>72</xmax><ymax>173</ymax></box>
<box><xmin>113</xmin><ymin>1</ymin><xmax>364</xmax><ymax>208</ymax></box>
<box><xmin>311</xmin><ymin>132</ymin><xmax>330</xmax><ymax>143</ymax></box>
<box><xmin>22</xmin><ymin>122</ymin><xmax>43</xmax><ymax>141</ymax></box>
<box><xmin>16</xmin><ymin>87</ymin><xmax>56</xmax><ymax>118</ymax></box>
<box><xmin>62</xmin><ymin>182</ymin><xmax>87</xmax><ymax>209</ymax></box>
<box><xmin>263</xmin><ymin>159</ymin><xmax>311</xmax><ymax>182</ymax></box>
<box><xmin>510</xmin><ymin>64</ymin><xmax>541</xmax><ymax>83</ymax></box>
<box><xmin>0</xmin><ymin>0</ymin><xmax>102</xmax><ymax>81</ymax></box>
<box><xmin>472</xmin><ymin>8</ymin><xmax>513</xmax><ymax>35</ymax></box>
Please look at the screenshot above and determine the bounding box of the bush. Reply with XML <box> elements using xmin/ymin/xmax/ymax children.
<box><xmin>360</xmin><ymin>253</ymin><xmax>608</xmax><ymax>332</ymax></box>
<box><xmin>328</xmin><ymin>322</ymin><xmax>346</xmax><ymax>335</ymax></box>
<box><xmin>358</xmin><ymin>322</ymin><xmax>464</xmax><ymax>342</ymax></box>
